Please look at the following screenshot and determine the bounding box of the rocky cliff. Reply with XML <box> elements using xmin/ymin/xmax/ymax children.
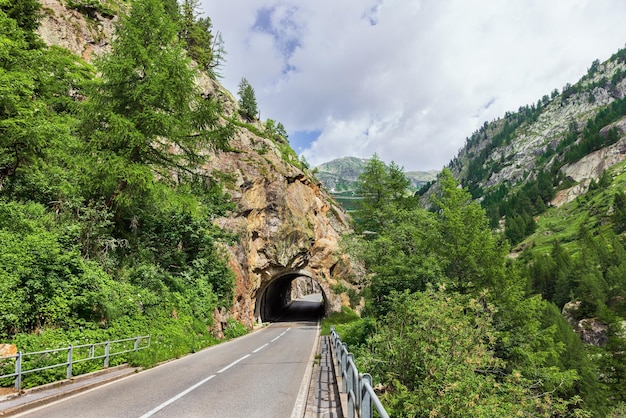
<box><xmin>37</xmin><ymin>0</ymin><xmax>360</xmax><ymax>329</ymax></box>
<box><xmin>449</xmin><ymin>55</ymin><xmax>626</xmax><ymax>205</ymax></box>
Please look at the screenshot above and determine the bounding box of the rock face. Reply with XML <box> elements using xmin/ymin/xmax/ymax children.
<box><xmin>37</xmin><ymin>0</ymin><xmax>117</xmax><ymax>61</ymax></box>
<box><xmin>35</xmin><ymin>0</ymin><xmax>361</xmax><ymax>330</ymax></box>
<box><xmin>450</xmin><ymin>57</ymin><xmax>626</xmax><ymax>205</ymax></box>
<box><xmin>562</xmin><ymin>301</ymin><xmax>609</xmax><ymax>346</ymax></box>
<box><xmin>204</xmin><ymin>116</ymin><xmax>357</xmax><ymax>328</ymax></box>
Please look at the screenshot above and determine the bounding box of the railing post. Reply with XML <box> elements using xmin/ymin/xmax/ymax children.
<box><xmin>134</xmin><ymin>336</ymin><xmax>139</xmax><ymax>351</ymax></box>
<box><xmin>66</xmin><ymin>345</ymin><xmax>73</xmax><ymax>379</ymax></box>
<box><xmin>347</xmin><ymin>354</ymin><xmax>356</xmax><ymax>418</ymax></box>
<box><xmin>14</xmin><ymin>352</ymin><xmax>22</xmax><ymax>391</ymax></box>
<box><xmin>104</xmin><ymin>341</ymin><xmax>110</xmax><ymax>368</ymax></box>
<box><xmin>361</xmin><ymin>374</ymin><xmax>373</xmax><ymax>418</ymax></box>
<box><xmin>341</xmin><ymin>345</ymin><xmax>348</xmax><ymax>392</ymax></box>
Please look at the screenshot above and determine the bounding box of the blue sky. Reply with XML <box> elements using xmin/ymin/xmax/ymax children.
<box><xmin>202</xmin><ymin>0</ymin><xmax>626</xmax><ymax>171</ymax></box>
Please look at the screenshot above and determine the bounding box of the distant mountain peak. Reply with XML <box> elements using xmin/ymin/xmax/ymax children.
<box><xmin>314</xmin><ymin>156</ymin><xmax>439</xmax><ymax>193</ymax></box>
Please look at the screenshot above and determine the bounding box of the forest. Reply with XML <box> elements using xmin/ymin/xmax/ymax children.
<box><xmin>0</xmin><ymin>0</ymin><xmax>246</xmax><ymax>387</ymax></box>
<box><xmin>335</xmin><ymin>155</ymin><xmax>626</xmax><ymax>417</ymax></box>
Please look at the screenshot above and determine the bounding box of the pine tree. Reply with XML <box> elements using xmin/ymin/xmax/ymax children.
<box><xmin>237</xmin><ymin>78</ymin><xmax>258</xmax><ymax>120</ymax></box>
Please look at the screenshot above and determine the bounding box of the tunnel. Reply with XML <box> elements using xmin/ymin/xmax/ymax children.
<box><xmin>255</xmin><ymin>272</ymin><xmax>328</xmax><ymax>323</ymax></box>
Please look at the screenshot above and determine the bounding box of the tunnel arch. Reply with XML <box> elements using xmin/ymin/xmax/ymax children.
<box><xmin>255</xmin><ymin>269</ymin><xmax>332</xmax><ymax>323</ymax></box>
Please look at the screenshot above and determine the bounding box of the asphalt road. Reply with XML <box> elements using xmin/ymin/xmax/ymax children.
<box><xmin>15</xmin><ymin>294</ymin><xmax>323</xmax><ymax>418</ymax></box>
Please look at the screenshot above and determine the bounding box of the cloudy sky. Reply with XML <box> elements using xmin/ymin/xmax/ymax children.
<box><xmin>200</xmin><ymin>0</ymin><xmax>626</xmax><ymax>171</ymax></box>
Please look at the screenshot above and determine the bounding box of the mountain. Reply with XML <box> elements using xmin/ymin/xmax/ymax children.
<box><xmin>444</xmin><ymin>53</ymin><xmax>626</xmax><ymax>207</ymax></box>
<box><xmin>426</xmin><ymin>47</ymin><xmax>626</xmax><ymax>398</ymax></box>
<box><xmin>315</xmin><ymin>156</ymin><xmax>439</xmax><ymax>193</ymax></box>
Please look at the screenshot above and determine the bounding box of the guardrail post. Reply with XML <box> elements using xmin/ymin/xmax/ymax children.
<box><xmin>134</xmin><ymin>336</ymin><xmax>139</xmax><ymax>351</ymax></box>
<box><xmin>66</xmin><ymin>345</ymin><xmax>73</xmax><ymax>379</ymax></box>
<box><xmin>341</xmin><ymin>344</ymin><xmax>348</xmax><ymax>392</ymax></box>
<box><xmin>361</xmin><ymin>373</ymin><xmax>373</xmax><ymax>418</ymax></box>
<box><xmin>347</xmin><ymin>354</ymin><xmax>356</xmax><ymax>418</ymax></box>
<box><xmin>104</xmin><ymin>341</ymin><xmax>110</xmax><ymax>368</ymax></box>
<box><xmin>14</xmin><ymin>352</ymin><xmax>22</xmax><ymax>390</ymax></box>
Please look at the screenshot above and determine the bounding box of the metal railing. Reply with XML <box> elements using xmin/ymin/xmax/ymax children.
<box><xmin>0</xmin><ymin>335</ymin><xmax>150</xmax><ymax>390</ymax></box>
<box><xmin>330</xmin><ymin>327</ymin><xmax>389</xmax><ymax>418</ymax></box>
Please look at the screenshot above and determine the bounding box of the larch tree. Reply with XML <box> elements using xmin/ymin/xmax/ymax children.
<box><xmin>79</xmin><ymin>0</ymin><xmax>231</xmax><ymax>209</ymax></box>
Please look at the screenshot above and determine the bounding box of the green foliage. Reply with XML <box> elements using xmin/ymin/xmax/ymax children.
<box><xmin>237</xmin><ymin>77</ymin><xmax>258</xmax><ymax>121</ymax></box>
<box><xmin>362</xmin><ymin>290</ymin><xmax>577</xmax><ymax>417</ymax></box>
<box><xmin>354</xmin><ymin>154</ymin><xmax>411</xmax><ymax>233</ymax></box>
<box><xmin>430</xmin><ymin>169</ymin><xmax>509</xmax><ymax>293</ymax></box>
<box><xmin>179</xmin><ymin>0</ymin><xmax>225</xmax><ymax>77</ymax></box>
<box><xmin>320</xmin><ymin>305</ymin><xmax>360</xmax><ymax>335</ymax></box>
<box><xmin>343</xmin><ymin>168</ymin><xmax>605</xmax><ymax>415</ymax></box>
<box><xmin>0</xmin><ymin>0</ymin><xmax>241</xmax><ymax>389</ymax></box>
<box><xmin>0</xmin><ymin>0</ymin><xmax>42</xmax><ymax>45</ymax></box>
<box><xmin>79</xmin><ymin>0</ymin><xmax>231</xmax><ymax>212</ymax></box>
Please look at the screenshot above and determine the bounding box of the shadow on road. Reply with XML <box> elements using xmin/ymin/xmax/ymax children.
<box><xmin>272</xmin><ymin>294</ymin><xmax>324</xmax><ymax>324</ymax></box>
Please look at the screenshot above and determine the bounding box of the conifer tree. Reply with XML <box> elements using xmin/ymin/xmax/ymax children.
<box><xmin>237</xmin><ymin>77</ymin><xmax>258</xmax><ymax>121</ymax></box>
<box><xmin>80</xmin><ymin>0</ymin><xmax>231</xmax><ymax>209</ymax></box>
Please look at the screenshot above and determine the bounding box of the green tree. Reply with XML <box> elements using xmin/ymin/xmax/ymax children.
<box><xmin>613</xmin><ymin>190</ymin><xmax>626</xmax><ymax>233</ymax></box>
<box><xmin>0</xmin><ymin>0</ymin><xmax>42</xmax><ymax>45</ymax></box>
<box><xmin>80</xmin><ymin>0</ymin><xmax>231</xmax><ymax>210</ymax></box>
<box><xmin>237</xmin><ymin>77</ymin><xmax>258</xmax><ymax>120</ymax></box>
<box><xmin>180</xmin><ymin>0</ymin><xmax>225</xmax><ymax>77</ymax></box>
<box><xmin>430</xmin><ymin>169</ymin><xmax>508</xmax><ymax>293</ymax></box>
<box><xmin>0</xmin><ymin>8</ymin><xmax>90</xmax><ymax>200</ymax></box>
<box><xmin>363</xmin><ymin>290</ymin><xmax>566</xmax><ymax>417</ymax></box>
<box><xmin>355</xmin><ymin>154</ymin><xmax>410</xmax><ymax>233</ymax></box>
<box><xmin>362</xmin><ymin>209</ymin><xmax>442</xmax><ymax>314</ymax></box>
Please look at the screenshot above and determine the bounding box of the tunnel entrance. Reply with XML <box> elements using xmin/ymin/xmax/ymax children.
<box><xmin>256</xmin><ymin>272</ymin><xmax>327</xmax><ymax>323</ymax></box>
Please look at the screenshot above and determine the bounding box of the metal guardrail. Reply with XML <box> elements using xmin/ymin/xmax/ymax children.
<box><xmin>0</xmin><ymin>335</ymin><xmax>150</xmax><ymax>390</ymax></box>
<box><xmin>330</xmin><ymin>327</ymin><xmax>389</xmax><ymax>418</ymax></box>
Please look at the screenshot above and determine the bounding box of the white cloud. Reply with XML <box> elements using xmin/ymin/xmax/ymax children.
<box><xmin>202</xmin><ymin>0</ymin><xmax>626</xmax><ymax>170</ymax></box>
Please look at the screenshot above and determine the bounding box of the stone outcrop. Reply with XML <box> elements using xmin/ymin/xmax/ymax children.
<box><xmin>37</xmin><ymin>0</ymin><xmax>117</xmax><ymax>62</ymax></box>
<box><xmin>0</xmin><ymin>344</ymin><xmax>17</xmax><ymax>358</ymax></box>
<box><xmin>562</xmin><ymin>301</ymin><xmax>609</xmax><ymax>346</ymax></box>
<box><xmin>451</xmin><ymin>58</ymin><xmax>626</xmax><ymax>205</ymax></box>
<box><xmin>204</xmin><ymin>115</ymin><xmax>357</xmax><ymax>327</ymax></box>
<box><xmin>551</xmin><ymin>117</ymin><xmax>626</xmax><ymax>206</ymax></box>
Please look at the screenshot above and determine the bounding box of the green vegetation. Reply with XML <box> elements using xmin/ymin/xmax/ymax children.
<box><xmin>237</xmin><ymin>77</ymin><xmax>258</xmax><ymax>121</ymax></box>
<box><xmin>0</xmin><ymin>0</ymin><xmax>240</xmax><ymax>388</ymax></box>
<box><xmin>339</xmin><ymin>163</ymin><xmax>622</xmax><ymax>416</ymax></box>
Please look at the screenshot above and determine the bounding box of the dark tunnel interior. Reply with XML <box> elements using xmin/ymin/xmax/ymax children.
<box><xmin>256</xmin><ymin>273</ymin><xmax>326</xmax><ymax>323</ymax></box>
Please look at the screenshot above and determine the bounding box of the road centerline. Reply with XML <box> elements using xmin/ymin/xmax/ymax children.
<box><xmin>217</xmin><ymin>354</ymin><xmax>251</xmax><ymax>373</ymax></box>
<box><xmin>253</xmin><ymin>343</ymin><xmax>269</xmax><ymax>353</ymax></box>
<box><xmin>138</xmin><ymin>374</ymin><xmax>216</xmax><ymax>418</ymax></box>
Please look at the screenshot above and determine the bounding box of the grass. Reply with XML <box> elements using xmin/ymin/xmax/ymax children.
<box><xmin>321</xmin><ymin>305</ymin><xmax>360</xmax><ymax>335</ymax></box>
<box><xmin>515</xmin><ymin>159</ymin><xmax>626</xmax><ymax>257</ymax></box>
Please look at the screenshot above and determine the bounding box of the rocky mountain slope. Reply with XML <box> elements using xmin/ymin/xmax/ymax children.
<box><xmin>447</xmin><ymin>53</ymin><xmax>626</xmax><ymax>206</ymax></box>
<box><xmin>315</xmin><ymin>156</ymin><xmax>438</xmax><ymax>193</ymax></box>
<box><xmin>36</xmin><ymin>0</ymin><xmax>360</xmax><ymax>329</ymax></box>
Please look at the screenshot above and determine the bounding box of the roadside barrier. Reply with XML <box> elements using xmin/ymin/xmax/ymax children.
<box><xmin>0</xmin><ymin>336</ymin><xmax>150</xmax><ymax>390</ymax></box>
<box><xmin>330</xmin><ymin>327</ymin><xmax>389</xmax><ymax>418</ymax></box>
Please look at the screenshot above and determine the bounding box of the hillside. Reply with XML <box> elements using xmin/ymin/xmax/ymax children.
<box><xmin>0</xmin><ymin>0</ymin><xmax>358</xmax><ymax>390</ymax></box>
<box><xmin>414</xmin><ymin>45</ymin><xmax>626</xmax><ymax>412</ymax></box>
<box><xmin>315</xmin><ymin>156</ymin><xmax>438</xmax><ymax>193</ymax></box>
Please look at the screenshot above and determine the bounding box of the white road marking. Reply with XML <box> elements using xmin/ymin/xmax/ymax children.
<box><xmin>138</xmin><ymin>374</ymin><xmax>216</xmax><ymax>418</ymax></box>
<box><xmin>217</xmin><ymin>354</ymin><xmax>250</xmax><ymax>374</ymax></box>
<box><xmin>253</xmin><ymin>343</ymin><xmax>269</xmax><ymax>353</ymax></box>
